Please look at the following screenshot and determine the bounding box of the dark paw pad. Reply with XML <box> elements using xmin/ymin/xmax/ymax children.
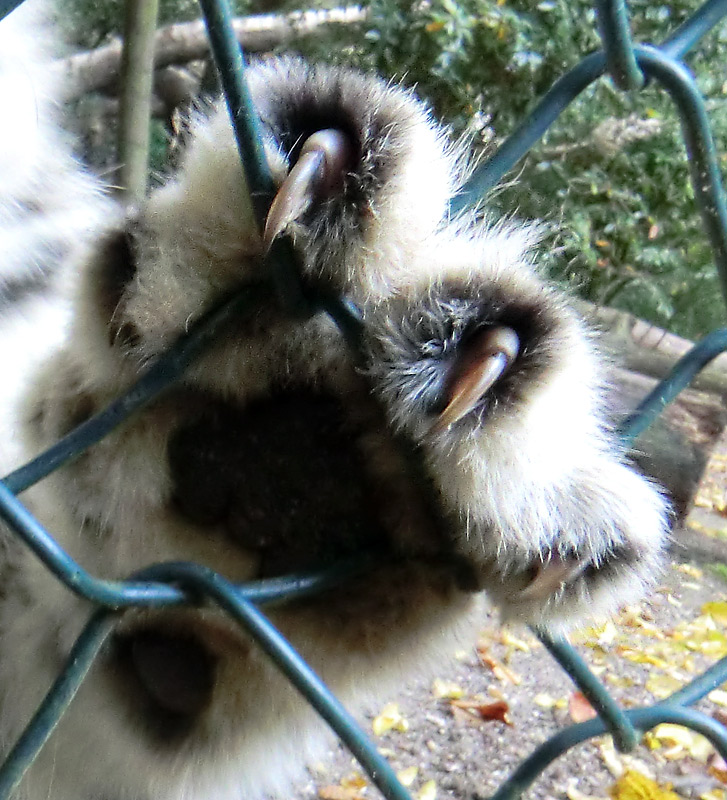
<box><xmin>113</xmin><ymin>628</ymin><xmax>216</xmax><ymax>740</ymax></box>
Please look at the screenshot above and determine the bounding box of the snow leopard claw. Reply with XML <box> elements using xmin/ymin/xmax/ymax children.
<box><xmin>264</xmin><ymin>128</ymin><xmax>352</xmax><ymax>250</ymax></box>
<box><xmin>433</xmin><ymin>325</ymin><xmax>520</xmax><ymax>433</ymax></box>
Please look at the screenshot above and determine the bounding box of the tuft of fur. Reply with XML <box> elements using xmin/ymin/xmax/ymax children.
<box><xmin>0</xmin><ymin>0</ymin><xmax>109</xmax><ymax>291</ymax></box>
<box><xmin>0</xmin><ymin>10</ymin><xmax>669</xmax><ymax>800</ymax></box>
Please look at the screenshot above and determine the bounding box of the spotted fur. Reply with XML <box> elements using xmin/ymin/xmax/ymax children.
<box><xmin>0</xmin><ymin>7</ymin><xmax>669</xmax><ymax>800</ymax></box>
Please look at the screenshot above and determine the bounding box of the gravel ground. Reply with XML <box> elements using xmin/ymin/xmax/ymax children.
<box><xmin>291</xmin><ymin>563</ymin><xmax>727</xmax><ymax>800</ymax></box>
<box><xmin>290</xmin><ymin>451</ymin><xmax>727</xmax><ymax>800</ymax></box>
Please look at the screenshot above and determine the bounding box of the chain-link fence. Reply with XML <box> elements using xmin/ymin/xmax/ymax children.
<box><xmin>0</xmin><ymin>0</ymin><xmax>726</xmax><ymax>798</ymax></box>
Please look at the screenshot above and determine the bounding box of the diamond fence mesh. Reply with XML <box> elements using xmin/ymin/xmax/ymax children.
<box><xmin>0</xmin><ymin>0</ymin><xmax>726</xmax><ymax>798</ymax></box>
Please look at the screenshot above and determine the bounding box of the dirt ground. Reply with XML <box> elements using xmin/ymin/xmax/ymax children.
<box><xmin>291</xmin><ymin>447</ymin><xmax>727</xmax><ymax>800</ymax></box>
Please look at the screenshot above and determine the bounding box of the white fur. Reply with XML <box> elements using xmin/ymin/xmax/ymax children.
<box><xmin>0</xmin><ymin>6</ymin><xmax>669</xmax><ymax>800</ymax></box>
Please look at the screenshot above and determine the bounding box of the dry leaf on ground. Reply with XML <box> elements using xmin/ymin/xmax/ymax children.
<box><xmin>450</xmin><ymin>698</ymin><xmax>512</xmax><ymax>724</ymax></box>
<box><xmin>569</xmin><ymin>691</ymin><xmax>598</xmax><ymax>723</ymax></box>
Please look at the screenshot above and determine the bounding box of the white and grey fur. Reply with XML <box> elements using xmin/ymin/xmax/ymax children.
<box><xmin>0</xmin><ymin>4</ymin><xmax>669</xmax><ymax>800</ymax></box>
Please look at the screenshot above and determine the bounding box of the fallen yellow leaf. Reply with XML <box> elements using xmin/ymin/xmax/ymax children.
<box><xmin>372</xmin><ymin>703</ymin><xmax>409</xmax><ymax>736</ymax></box>
<box><xmin>701</xmin><ymin>791</ymin><xmax>727</xmax><ymax>800</ymax></box>
<box><xmin>709</xmin><ymin>689</ymin><xmax>727</xmax><ymax>707</ymax></box>
<box><xmin>645</xmin><ymin>674</ymin><xmax>682</xmax><ymax>700</ymax></box>
<box><xmin>341</xmin><ymin>774</ymin><xmax>368</xmax><ymax>791</ymax></box>
<box><xmin>534</xmin><ymin>693</ymin><xmax>556</xmax><ymax>708</ymax></box>
<box><xmin>417</xmin><ymin>780</ymin><xmax>437</xmax><ymax>800</ymax></box>
<box><xmin>617</xmin><ymin>648</ymin><xmax>669</xmax><ymax>669</ymax></box>
<box><xmin>501</xmin><ymin>630</ymin><xmax>531</xmax><ymax>652</ymax></box>
<box><xmin>605</xmin><ymin>674</ymin><xmax>635</xmax><ymax>689</ymax></box>
<box><xmin>649</xmin><ymin>724</ymin><xmax>715</xmax><ymax>761</ymax></box>
<box><xmin>396</xmin><ymin>767</ymin><xmax>418</xmax><ymax>787</ymax></box>
<box><xmin>576</xmin><ymin>621</ymin><xmax>618</xmax><ymax>646</ymax></box>
<box><xmin>431</xmin><ymin>679</ymin><xmax>463</xmax><ymax>700</ymax></box>
<box><xmin>319</xmin><ymin>787</ymin><xmax>363</xmax><ymax>800</ymax></box>
<box><xmin>608</xmin><ymin>769</ymin><xmax>680</xmax><ymax>800</ymax></box>
<box><xmin>691</xmin><ymin>632</ymin><xmax>727</xmax><ymax>658</ymax></box>
<box><xmin>676</xmin><ymin>564</ymin><xmax>703</xmax><ymax>579</ymax></box>
<box><xmin>598</xmin><ymin>737</ymin><xmax>624</xmax><ymax>777</ymax></box>
<box><xmin>704</xmin><ymin>602</ymin><xmax>727</xmax><ymax>625</ymax></box>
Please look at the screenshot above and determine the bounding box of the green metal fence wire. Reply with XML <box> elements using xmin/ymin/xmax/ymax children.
<box><xmin>0</xmin><ymin>0</ymin><xmax>726</xmax><ymax>797</ymax></box>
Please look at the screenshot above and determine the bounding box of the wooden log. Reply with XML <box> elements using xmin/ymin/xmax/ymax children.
<box><xmin>573</xmin><ymin>298</ymin><xmax>727</xmax><ymax>397</ymax></box>
<box><xmin>608</xmin><ymin>367</ymin><xmax>727</xmax><ymax>517</ymax></box>
<box><xmin>53</xmin><ymin>6</ymin><xmax>367</xmax><ymax>101</ymax></box>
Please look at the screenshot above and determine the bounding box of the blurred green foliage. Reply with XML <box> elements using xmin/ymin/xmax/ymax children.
<box><xmin>298</xmin><ymin>0</ymin><xmax>727</xmax><ymax>339</ymax></box>
<box><xmin>59</xmin><ymin>0</ymin><xmax>727</xmax><ymax>338</ymax></box>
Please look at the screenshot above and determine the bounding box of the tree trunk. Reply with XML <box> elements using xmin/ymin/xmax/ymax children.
<box><xmin>117</xmin><ymin>0</ymin><xmax>160</xmax><ymax>202</ymax></box>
